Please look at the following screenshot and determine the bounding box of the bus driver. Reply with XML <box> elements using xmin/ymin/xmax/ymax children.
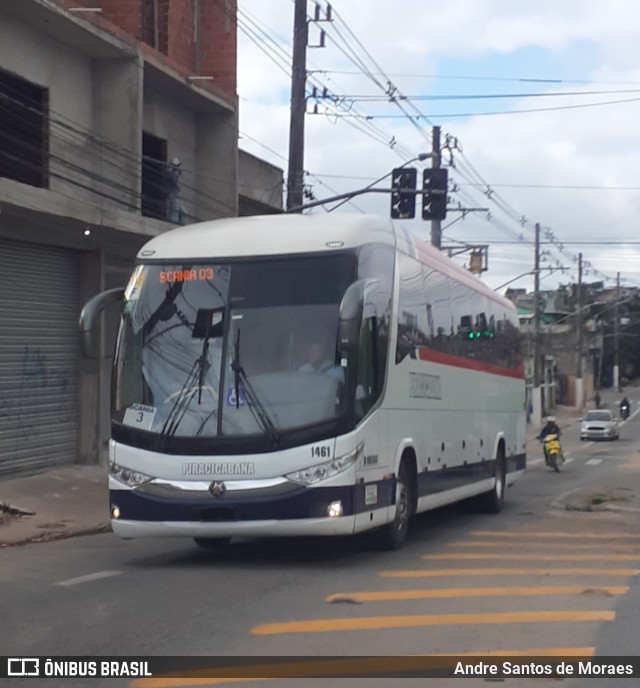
<box><xmin>299</xmin><ymin>338</ymin><xmax>344</xmax><ymax>381</ymax></box>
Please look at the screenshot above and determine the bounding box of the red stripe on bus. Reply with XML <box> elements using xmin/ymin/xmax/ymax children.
<box><xmin>416</xmin><ymin>347</ymin><xmax>525</xmax><ymax>379</ymax></box>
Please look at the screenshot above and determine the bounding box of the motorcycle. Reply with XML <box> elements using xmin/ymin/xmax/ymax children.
<box><xmin>542</xmin><ymin>433</ymin><xmax>563</xmax><ymax>472</ymax></box>
<box><xmin>620</xmin><ymin>404</ymin><xmax>630</xmax><ymax>420</ymax></box>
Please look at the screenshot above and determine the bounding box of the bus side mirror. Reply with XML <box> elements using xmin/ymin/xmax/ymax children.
<box><xmin>338</xmin><ymin>281</ymin><xmax>364</xmax><ymax>348</ymax></box>
<box><xmin>338</xmin><ymin>279</ymin><xmax>378</xmax><ymax>347</ymax></box>
<box><xmin>79</xmin><ymin>288</ymin><xmax>125</xmax><ymax>359</ymax></box>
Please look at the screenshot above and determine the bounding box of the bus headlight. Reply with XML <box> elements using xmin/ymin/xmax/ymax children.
<box><xmin>110</xmin><ymin>462</ymin><xmax>153</xmax><ymax>488</ymax></box>
<box><xmin>328</xmin><ymin>501</ymin><xmax>343</xmax><ymax>518</ymax></box>
<box><xmin>286</xmin><ymin>443</ymin><xmax>364</xmax><ymax>486</ymax></box>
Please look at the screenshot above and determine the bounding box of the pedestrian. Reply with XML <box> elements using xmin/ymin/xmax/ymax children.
<box><xmin>595</xmin><ymin>391</ymin><xmax>601</xmax><ymax>409</ymax></box>
<box><xmin>166</xmin><ymin>157</ymin><xmax>185</xmax><ymax>225</ymax></box>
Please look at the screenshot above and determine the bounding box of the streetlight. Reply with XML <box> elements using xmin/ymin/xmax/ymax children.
<box><xmin>495</xmin><ymin>266</ymin><xmax>565</xmax><ymax>292</ymax></box>
<box><xmin>495</xmin><ymin>271</ymin><xmax>535</xmax><ymax>292</ymax></box>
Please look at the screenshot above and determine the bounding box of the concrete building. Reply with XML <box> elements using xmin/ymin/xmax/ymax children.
<box><xmin>0</xmin><ymin>0</ymin><xmax>282</xmax><ymax>478</ymax></box>
<box><xmin>509</xmin><ymin>288</ymin><xmax>600</xmax><ymax>414</ymax></box>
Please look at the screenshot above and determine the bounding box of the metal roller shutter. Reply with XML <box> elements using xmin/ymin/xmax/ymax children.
<box><xmin>0</xmin><ymin>239</ymin><xmax>79</xmax><ymax>477</ymax></box>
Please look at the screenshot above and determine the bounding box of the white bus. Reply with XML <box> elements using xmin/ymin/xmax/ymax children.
<box><xmin>81</xmin><ymin>214</ymin><xmax>525</xmax><ymax>549</ymax></box>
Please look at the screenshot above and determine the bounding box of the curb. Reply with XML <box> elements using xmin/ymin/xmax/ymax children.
<box><xmin>0</xmin><ymin>523</ymin><xmax>112</xmax><ymax>548</ymax></box>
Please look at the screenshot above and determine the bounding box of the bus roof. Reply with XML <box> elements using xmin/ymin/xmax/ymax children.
<box><xmin>137</xmin><ymin>214</ymin><xmax>513</xmax><ymax>312</ymax></box>
<box><xmin>137</xmin><ymin>214</ymin><xmax>396</xmax><ymax>260</ymax></box>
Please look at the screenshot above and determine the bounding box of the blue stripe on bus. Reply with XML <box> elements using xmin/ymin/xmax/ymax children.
<box><xmin>416</xmin><ymin>453</ymin><xmax>526</xmax><ymax>497</ymax></box>
<box><xmin>110</xmin><ymin>480</ymin><xmax>396</xmax><ymax>523</ymax></box>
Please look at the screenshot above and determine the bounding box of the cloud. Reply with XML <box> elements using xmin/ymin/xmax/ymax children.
<box><xmin>237</xmin><ymin>0</ymin><xmax>640</xmax><ymax>291</ymax></box>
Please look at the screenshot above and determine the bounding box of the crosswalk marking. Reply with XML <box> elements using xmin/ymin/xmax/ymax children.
<box><xmin>380</xmin><ymin>568</ymin><xmax>639</xmax><ymax>578</ymax></box>
<box><xmin>421</xmin><ymin>553</ymin><xmax>640</xmax><ymax>562</ymax></box>
<box><xmin>586</xmin><ymin>458</ymin><xmax>603</xmax><ymax>465</ymax></box>
<box><xmin>325</xmin><ymin>586</ymin><xmax>628</xmax><ymax>603</ymax></box>
<box><xmin>448</xmin><ymin>541</ymin><xmax>640</xmax><ymax>550</ymax></box>
<box><xmin>234</xmin><ymin>517</ymin><xmax>638</xmax><ymax>674</ymax></box>
<box><xmin>250</xmin><ymin>610</ymin><xmax>614</xmax><ymax>635</ymax></box>
<box><xmin>470</xmin><ymin>530</ymin><xmax>640</xmax><ymax>539</ymax></box>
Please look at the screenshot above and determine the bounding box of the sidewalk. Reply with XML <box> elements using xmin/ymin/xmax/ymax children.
<box><xmin>0</xmin><ymin>465</ymin><xmax>110</xmax><ymax>547</ymax></box>
<box><xmin>0</xmin><ymin>389</ymin><xmax>637</xmax><ymax>547</ymax></box>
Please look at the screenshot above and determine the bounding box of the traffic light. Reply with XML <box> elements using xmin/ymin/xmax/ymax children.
<box><xmin>390</xmin><ymin>167</ymin><xmax>417</xmax><ymax>219</ymax></box>
<box><xmin>422</xmin><ymin>168</ymin><xmax>448</xmax><ymax>220</ymax></box>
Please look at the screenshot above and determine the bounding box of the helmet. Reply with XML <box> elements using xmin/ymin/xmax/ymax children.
<box><xmin>545</xmin><ymin>416</ymin><xmax>556</xmax><ymax>423</ymax></box>
<box><xmin>170</xmin><ymin>157</ymin><xmax>181</xmax><ymax>166</ymax></box>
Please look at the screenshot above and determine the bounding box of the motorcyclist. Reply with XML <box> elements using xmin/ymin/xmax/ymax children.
<box><xmin>620</xmin><ymin>397</ymin><xmax>630</xmax><ymax>419</ymax></box>
<box><xmin>539</xmin><ymin>416</ymin><xmax>561</xmax><ymax>465</ymax></box>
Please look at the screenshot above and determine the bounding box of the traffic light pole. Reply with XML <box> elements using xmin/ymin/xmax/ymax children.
<box><xmin>430</xmin><ymin>125</ymin><xmax>442</xmax><ymax>249</ymax></box>
<box><xmin>285</xmin><ymin>186</ymin><xmax>402</xmax><ymax>213</ymax></box>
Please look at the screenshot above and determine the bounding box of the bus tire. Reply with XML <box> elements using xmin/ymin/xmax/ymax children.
<box><xmin>378</xmin><ymin>462</ymin><xmax>411</xmax><ymax>550</ymax></box>
<box><xmin>194</xmin><ymin>537</ymin><xmax>231</xmax><ymax>550</ymax></box>
<box><xmin>479</xmin><ymin>446</ymin><xmax>505</xmax><ymax>513</ymax></box>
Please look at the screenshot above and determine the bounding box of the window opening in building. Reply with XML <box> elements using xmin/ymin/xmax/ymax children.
<box><xmin>0</xmin><ymin>67</ymin><xmax>49</xmax><ymax>188</ymax></box>
<box><xmin>141</xmin><ymin>131</ymin><xmax>167</xmax><ymax>220</ymax></box>
<box><xmin>142</xmin><ymin>0</ymin><xmax>169</xmax><ymax>55</ymax></box>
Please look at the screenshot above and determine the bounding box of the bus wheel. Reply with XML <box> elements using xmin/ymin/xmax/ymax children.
<box><xmin>194</xmin><ymin>537</ymin><xmax>231</xmax><ymax>550</ymax></box>
<box><xmin>378</xmin><ymin>463</ymin><xmax>411</xmax><ymax>550</ymax></box>
<box><xmin>479</xmin><ymin>447</ymin><xmax>505</xmax><ymax>513</ymax></box>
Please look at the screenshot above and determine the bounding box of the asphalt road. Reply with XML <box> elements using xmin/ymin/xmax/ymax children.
<box><xmin>3</xmin><ymin>412</ymin><xmax>640</xmax><ymax>688</ymax></box>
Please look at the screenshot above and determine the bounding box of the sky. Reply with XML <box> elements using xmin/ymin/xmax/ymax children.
<box><xmin>235</xmin><ymin>0</ymin><xmax>640</xmax><ymax>294</ymax></box>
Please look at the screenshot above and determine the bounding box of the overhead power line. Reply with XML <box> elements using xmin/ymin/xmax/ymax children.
<box><xmin>332</xmin><ymin>88</ymin><xmax>640</xmax><ymax>102</ymax></box>
<box><xmin>315</xmin><ymin>70</ymin><xmax>640</xmax><ymax>87</ymax></box>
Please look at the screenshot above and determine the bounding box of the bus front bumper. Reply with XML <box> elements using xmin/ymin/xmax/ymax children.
<box><xmin>108</xmin><ymin>476</ymin><xmax>395</xmax><ymax>539</ymax></box>
<box><xmin>111</xmin><ymin>516</ymin><xmax>357</xmax><ymax>539</ymax></box>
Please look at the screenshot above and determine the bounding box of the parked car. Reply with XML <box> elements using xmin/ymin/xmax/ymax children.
<box><xmin>580</xmin><ymin>409</ymin><xmax>619</xmax><ymax>441</ymax></box>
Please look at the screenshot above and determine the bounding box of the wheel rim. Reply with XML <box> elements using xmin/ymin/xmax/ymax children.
<box><xmin>495</xmin><ymin>467</ymin><xmax>504</xmax><ymax>500</ymax></box>
<box><xmin>395</xmin><ymin>479</ymin><xmax>409</xmax><ymax>534</ymax></box>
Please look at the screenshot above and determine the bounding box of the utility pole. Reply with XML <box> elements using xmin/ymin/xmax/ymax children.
<box><xmin>286</xmin><ymin>0</ymin><xmax>308</xmax><ymax>212</ymax></box>
<box><xmin>430</xmin><ymin>125</ymin><xmax>442</xmax><ymax>249</ymax></box>
<box><xmin>614</xmin><ymin>271</ymin><xmax>620</xmax><ymax>391</ymax></box>
<box><xmin>575</xmin><ymin>253</ymin><xmax>583</xmax><ymax>410</ymax></box>
<box><xmin>532</xmin><ymin>222</ymin><xmax>542</xmax><ymax>427</ymax></box>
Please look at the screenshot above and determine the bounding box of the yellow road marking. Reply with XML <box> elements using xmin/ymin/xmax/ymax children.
<box><xmin>380</xmin><ymin>568</ymin><xmax>639</xmax><ymax>578</ymax></box>
<box><xmin>459</xmin><ymin>647</ymin><xmax>594</xmax><ymax>657</ymax></box>
<box><xmin>448</xmin><ymin>541</ymin><xmax>640</xmax><ymax>550</ymax></box>
<box><xmin>129</xmin><ymin>648</ymin><xmax>595</xmax><ymax>687</ymax></box>
<box><xmin>250</xmin><ymin>610</ymin><xmax>614</xmax><ymax>635</ymax></box>
<box><xmin>325</xmin><ymin>585</ymin><xmax>628</xmax><ymax>603</ymax></box>
<box><xmin>422</xmin><ymin>553</ymin><xmax>640</xmax><ymax>561</ymax></box>
<box><xmin>620</xmin><ymin>448</ymin><xmax>640</xmax><ymax>468</ymax></box>
<box><xmin>470</xmin><ymin>530</ymin><xmax>640</xmax><ymax>539</ymax></box>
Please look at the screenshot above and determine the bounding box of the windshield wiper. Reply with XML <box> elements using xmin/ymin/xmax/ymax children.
<box><xmin>158</xmin><ymin>322</ymin><xmax>215</xmax><ymax>443</ymax></box>
<box><xmin>231</xmin><ymin>328</ymin><xmax>280</xmax><ymax>447</ymax></box>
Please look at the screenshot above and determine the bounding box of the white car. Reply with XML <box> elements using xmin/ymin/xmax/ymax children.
<box><xmin>580</xmin><ymin>409</ymin><xmax>619</xmax><ymax>441</ymax></box>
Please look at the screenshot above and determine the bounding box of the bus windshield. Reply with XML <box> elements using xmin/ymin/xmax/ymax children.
<box><xmin>113</xmin><ymin>254</ymin><xmax>356</xmax><ymax>443</ymax></box>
